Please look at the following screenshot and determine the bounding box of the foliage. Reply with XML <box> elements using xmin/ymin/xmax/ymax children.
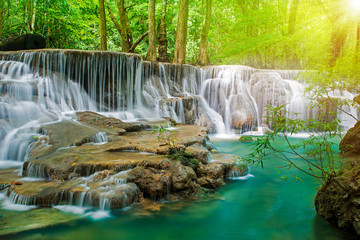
<box><xmin>152</xmin><ymin>124</ymin><xmax>177</xmax><ymax>148</ymax></box>
<box><xmin>1</xmin><ymin>0</ymin><xmax>359</xmax><ymax>71</ymax></box>
<box><xmin>245</xmin><ymin>104</ymin><xmax>343</xmax><ymax>184</ymax></box>
<box><xmin>239</xmin><ymin>135</ymin><xmax>254</xmax><ymax>143</ymax></box>
<box><xmin>167</xmin><ymin>148</ymin><xmax>199</xmax><ymax>170</ymax></box>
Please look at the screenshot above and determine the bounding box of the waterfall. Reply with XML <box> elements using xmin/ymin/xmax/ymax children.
<box><xmin>0</xmin><ymin>49</ymin><xmax>358</xmax><ymax>165</ymax></box>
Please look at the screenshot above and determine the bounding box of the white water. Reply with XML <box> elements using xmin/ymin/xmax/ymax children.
<box><xmin>0</xmin><ymin>50</ymin><xmax>358</xmax><ymax>212</ymax></box>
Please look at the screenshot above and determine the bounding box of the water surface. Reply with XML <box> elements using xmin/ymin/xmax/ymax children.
<box><xmin>2</xmin><ymin>138</ymin><xmax>355</xmax><ymax>240</ymax></box>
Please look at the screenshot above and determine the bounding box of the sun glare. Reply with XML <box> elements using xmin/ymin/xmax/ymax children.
<box><xmin>350</xmin><ymin>0</ymin><xmax>360</xmax><ymax>11</ymax></box>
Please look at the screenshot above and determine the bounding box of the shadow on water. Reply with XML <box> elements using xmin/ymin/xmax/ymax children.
<box><xmin>313</xmin><ymin>214</ymin><xmax>358</xmax><ymax>240</ymax></box>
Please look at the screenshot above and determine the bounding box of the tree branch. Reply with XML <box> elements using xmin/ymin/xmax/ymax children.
<box><xmin>106</xmin><ymin>4</ymin><xmax>122</xmax><ymax>35</ymax></box>
<box><xmin>128</xmin><ymin>30</ymin><xmax>149</xmax><ymax>52</ymax></box>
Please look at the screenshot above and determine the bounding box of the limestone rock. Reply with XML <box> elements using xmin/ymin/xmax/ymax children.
<box><xmin>339</xmin><ymin>121</ymin><xmax>360</xmax><ymax>155</ymax></box>
<box><xmin>0</xmin><ymin>111</ymin><xmax>248</xmax><ymax>214</ymax></box>
<box><xmin>185</xmin><ymin>143</ymin><xmax>209</xmax><ymax>164</ymax></box>
<box><xmin>127</xmin><ymin>166</ymin><xmax>170</xmax><ymax>200</ymax></box>
<box><xmin>315</xmin><ymin>172</ymin><xmax>360</xmax><ymax>235</ymax></box>
<box><xmin>170</xmin><ymin>161</ymin><xmax>197</xmax><ymax>192</ymax></box>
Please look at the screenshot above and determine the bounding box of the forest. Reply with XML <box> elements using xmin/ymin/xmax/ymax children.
<box><xmin>1</xmin><ymin>0</ymin><xmax>359</xmax><ymax>72</ymax></box>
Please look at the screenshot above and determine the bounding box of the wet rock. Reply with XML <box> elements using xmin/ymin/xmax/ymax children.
<box><xmin>182</xmin><ymin>96</ymin><xmax>200</xmax><ymax>125</ymax></box>
<box><xmin>339</xmin><ymin>121</ymin><xmax>360</xmax><ymax>155</ymax></box>
<box><xmin>0</xmin><ymin>111</ymin><xmax>248</xmax><ymax>214</ymax></box>
<box><xmin>196</xmin><ymin>177</ymin><xmax>223</xmax><ymax>189</ymax></box>
<box><xmin>170</xmin><ymin>161</ymin><xmax>197</xmax><ymax>192</ymax></box>
<box><xmin>127</xmin><ymin>166</ymin><xmax>170</xmax><ymax>200</ymax></box>
<box><xmin>197</xmin><ymin>112</ymin><xmax>216</xmax><ymax>133</ymax></box>
<box><xmin>197</xmin><ymin>162</ymin><xmax>225</xmax><ymax>179</ymax></box>
<box><xmin>76</xmin><ymin>111</ymin><xmax>149</xmax><ymax>132</ymax></box>
<box><xmin>185</xmin><ymin>143</ymin><xmax>209</xmax><ymax>164</ymax></box>
<box><xmin>315</xmin><ymin>174</ymin><xmax>360</xmax><ymax>235</ymax></box>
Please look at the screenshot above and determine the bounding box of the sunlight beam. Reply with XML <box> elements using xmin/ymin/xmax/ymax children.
<box><xmin>349</xmin><ymin>0</ymin><xmax>360</xmax><ymax>12</ymax></box>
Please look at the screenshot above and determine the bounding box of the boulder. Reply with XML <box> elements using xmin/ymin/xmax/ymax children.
<box><xmin>127</xmin><ymin>166</ymin><xmax>170</xmax><ymax>200</ymax></box>
<box><xmin>170</xmin><ymin>161</ymin><xmax>197</xmax><ymax>192</ymax></box>
<box><xmin>0</xmin><ymin>34</ymin><xmax>46</xmax><ymax>51</ymax></box>
<box><xmin>315</xmin><ymin>164</ymin><xmax>360</xmax><ymax>236</ymax></box>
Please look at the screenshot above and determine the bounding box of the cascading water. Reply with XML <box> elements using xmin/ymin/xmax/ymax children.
<box><xmin>0</xmin><ymin>49</ymin><xmax>358</xmax><ymax>215</ymax></box>
<box><xmin>0</xmin><ymin>50</ymin><xmax>358</xmax><ymax>165</ymax></box>
<box><xmin>0</xmin><ymin>49</ymin><xmax>358</xmax><ymax>164</ymax></box>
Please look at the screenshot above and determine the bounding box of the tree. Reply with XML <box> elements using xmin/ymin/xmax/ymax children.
<box><xmin>286</xmin><ymin>0</ymin><xmax>301</xmax><ymax>68</ymax></box>
<box><xmin>99</xmin><ymin>0</ymin><xmax>107</xmax><ymax>50</ymax></box>
<box><xmin>173</xmin><ymin>0</ymin><xmax>189</xmax><ymax>64</ymax></box>
<box><xmin>357</xmin><ymin>21</ymin><xmax>360</xmax><ymax>61</ymax></box>
<box><xmin>157</xmin><ymin>0</ymin><xmax>169</xmax><ymax>62</ymax></box>
<box><xmin>27</xmin><ymin>0</ymin><xmax>37</xmax><ymax>33</ymax></box>
<box><xmin>116</xmin><ymin>0</ymin><xmax>133</xmax><ymax>51</ymax></box>
<box><xmin>146</xmin><ymin>0</ymin><xmax>156</xmax><ymax>61</ymax></box>
<box><xmin>246</xmin><ymin>104</ymin><xmax>342</xmax><ymax>184</ymax></box>
<box><xmin>0</xmin><ymin>0</ymin><xmax>10</xmax><ymax>36</ymax></box>
<box><xmin>196</xmin><ymin>0</ymin><xmax>212</xmax><ymax>66</ymax></box>
<box><xmin>106</xmin><ymin>0</ymin><xmax>149</xmax><ymax>53</ymax></box>
<box><xmin>288</xmin><ymin>0</ymin><xmax>300</xmax><ymax>35</ymax></box>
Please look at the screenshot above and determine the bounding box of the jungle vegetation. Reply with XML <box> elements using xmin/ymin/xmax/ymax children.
<box><xmin>0</xmin><ymin>0</ymin><xmax>359</xmax><ymax>71</ymax></box>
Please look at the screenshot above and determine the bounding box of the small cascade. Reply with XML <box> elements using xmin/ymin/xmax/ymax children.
<box><xmin>91</xmin><ymin>132</ymin><xmax>108</xmax><ymax>145</ymax></box>
<box><xmin>26</xmin><ymin>162</ymin><xmax>50</xmax><ymax>179</ymax></box>
<box><xmin>3</xmin><ymin>170</ymin><xmax>139</xmax><ymax>211</ymax></box>
<box><xmin>8</xmin><ymin>189</ymin><xmax>37</xmax><ymax>205</ymax></box>
<box><xmin>327</xmin><ymin>90</ymin><xmax>359</xmax><ymax>129</ymax></box>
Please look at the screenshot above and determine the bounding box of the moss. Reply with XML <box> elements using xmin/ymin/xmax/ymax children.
<box><xmin>167</xmin><ymin>148</ymin><xmax>199</xmax><ymax>170</ymax></box>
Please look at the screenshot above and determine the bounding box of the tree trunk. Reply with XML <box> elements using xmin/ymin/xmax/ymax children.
<box><xmin>27</xmin><ymin>0</ymin><xmax>37</xmax><ymax>33</ymax></box>
<box><xmin>196</xmin><ymin>0</ymin><xmax>212</xmax><ymax>66</ymax></box>
<box><xmin>328</xmin><ymin>9</ymin><xmax>347</xmax><ymax>67</ymax></box>
<box><xmin>106</xmin><ymin>4</ymin><xmax>123</xmax><ymax>36</ymax></box>
<box><xmin>99</xmin><ymin>0</ymin><xmax>107</xmax><ymax>50</ymax></box>
<box><xmin>157</xmin><ymin>0</ymin><xmax>169</xmax><ymax>62</ymax></box>
<box><xmin>173</xmin><ymin>0</ymin><xmax>189</xmax><ymax>64</ymax></box>
<box><xmin>0</xmin><ymin>0</ymin><xmax>9</xmax><ymax>36</ymax></box>
<box><xmin>286</xmin><ymin>0</ymin><xmax>300</xmax><ymax>68</ymax></box>
<box><xmin>356</xmin><ymin>21</ymin><xmax>359</xmax><ymax>62</ymax></box>
<box><xmin>288</xmin><ymin>0</ymin><xmax>300</xmax><ymax>35</ymax></box>
<box><xmin>116</xmin><ymin>0</ymin><xmax>133</xmax><ymax>52</ymax></box>
<box><xmin>146</xmin><ymin>0</ymin><xmax>156</xmax><ymax>61</ymax></box>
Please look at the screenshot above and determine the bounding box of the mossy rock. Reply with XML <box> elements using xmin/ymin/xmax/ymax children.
<box><xmin>167</xmin><ymin>148</ymin><xmax>199</xmax><ymax>170</ymax></box>
<box><xmin>0</xmin><ymin>34</ymin><xmax>46</xmax><ymax>51</ymax></box>
<box><xmin>239</xmin><ymin>135</ymin><xmax>254</xmax><ymax>143</ymax></box>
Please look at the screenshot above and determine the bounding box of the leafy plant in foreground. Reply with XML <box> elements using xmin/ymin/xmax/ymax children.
<box><xmin>152</xmin><ymin>124</ymin><xmax>177</xmax><ymax>148</ymax></box>
<box><xmin>245</xmin><ymin>104</ymin><xmax>343</xmax><ymax>184</ymax></box>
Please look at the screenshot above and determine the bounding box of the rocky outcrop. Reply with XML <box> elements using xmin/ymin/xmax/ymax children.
<box><xmin>339</xmin><ymin>95</ymin><xmax>360</xmax><ymax>155</ymax></box>
<box><xmin>0</xmin><ymin>111</ymin><xmax>247</xmax><ymax>211</ymax></box>
<box><xmin>339</xmin><ymin>121</ymin><xmax>360</xmax><ymax>155</ymax></box>
<box><xmin>315</xmin><ymin>161</ymin><xmax>360</xmax><ymax>235</ymax></box>
<box><xmin>316</xmin><ymin>96</ymin><xmax>360</xmax><ymax>236</ymax></box>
